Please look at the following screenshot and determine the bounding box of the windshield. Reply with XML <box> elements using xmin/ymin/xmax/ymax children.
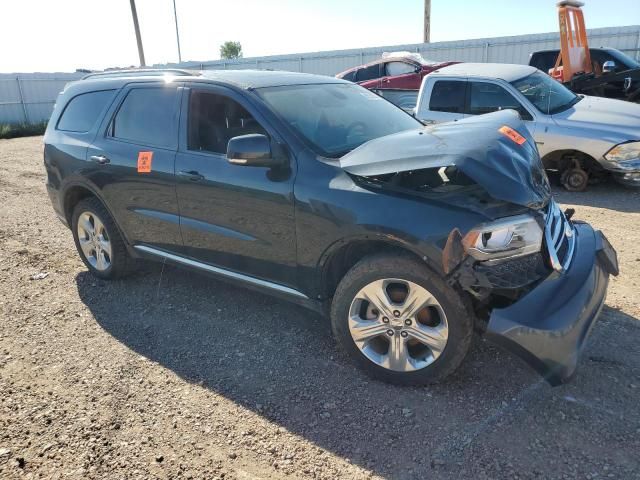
<box><xmin>256</xmin><ymin>83</ymin><xmax>422</xmax><ymax>157</ymax></box>
<box><xmin>511</xmin><ymin>71</ymin><xmax>580</xmax><ymax>115</ymax></box>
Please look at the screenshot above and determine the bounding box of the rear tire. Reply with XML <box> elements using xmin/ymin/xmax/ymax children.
<box><xmin>71</xmin><ymin>197</ymin><xmax>132</xmax><ymax>280</ymax></box>
<box><xmin>330</xmin><ymin>253</ymin><xmax>473</xmax><ymax>385</ymax></box>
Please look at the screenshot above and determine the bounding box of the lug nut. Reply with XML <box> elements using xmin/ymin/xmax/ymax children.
<box><xmin>404</xmin><ymin>319</ymin><xmax>412</xmax><ymax>326</ymax></box>
<box><xmin>393</xmin><ymin>310</ymin><xmax>400</xmax><ymax>317</ymax></box>
<box><xmin>382</xmin><ymin>317</ymin><xmax>389</xmax><ymax>323</ymax></box>
<box><xmin>387</xmin><ymin>330</ymin><xmax>394</xmax><ymax>336</ymax></box>
<box><xmin>401</xmin><ymin>331</ymin><xmax>408</xmax><ymax>338</ymax></box>
<box><xmin>371</xmin><ymin>308</ymin><xmax>379</xmax><ymax>316</ymax></box>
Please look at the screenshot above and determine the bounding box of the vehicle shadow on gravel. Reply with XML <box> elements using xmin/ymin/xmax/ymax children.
<box><xmin>74</xmin><ymin>264</ymin><xmax>633</xmax><ymax>479</ymax></box>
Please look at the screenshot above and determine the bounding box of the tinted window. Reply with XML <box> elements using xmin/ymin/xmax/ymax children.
<box><xmin>530</xmin><ymin>51</ymin><xmax>559</xmax><ymax>72</ymax></box>
<box><xmin>112</xmin><ymin>88</ymin><xmax>177</xmax><ymax>148</ymax></box>
<box><xmin>257</xmin><ymin>83</ymin><xmax>421</xmax><ymax>158</ymax></box>
<box><xmin>385</xmin><ymin>61</ymin><xmax>416</xmax><ymax>76</ymax></box>
<box><xmin>468</xmin><ymin>81</ymin><xmax>531</xmax><ymax>120</ymax></box>
<box><xmin>356</xmin><ymin>64</ymin><xmax>381</xmax><ymax>82</ymax></box>
<box><xmin>429</xmin><ymin>80</ymin><xmax>466</xmax><ymax>113</ymax></box>
<box><xmin>57</xmin><ymin>90</ymin><xmax>115</xmax><ymax>132</ymax></box>
<box><xmin>188</xmin><ymin>91</ymin><xmax>267</xmax><ymax>154</ymax></box>
<box><xmin>341</xmin><ymin>71</ymin><xmax>357</xmax><ymax>82</ymax></box>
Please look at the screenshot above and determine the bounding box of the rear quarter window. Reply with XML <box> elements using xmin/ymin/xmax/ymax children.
<box><xmin>56</xmin><ymin>90</ymin><xmax>116</xmax><ymax>132</ymax></box>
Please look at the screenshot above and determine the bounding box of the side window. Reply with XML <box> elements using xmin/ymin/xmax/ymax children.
<box><xmin>385</xmin><ymin>61</ymin><xmax>416</xmax><ymax>77</ymax></box>
<box><xmin>111</xmin><ymin>88</ymin><xmax>177</xmax><ymax>148</ymax></box>
<box><xmin>429</xmin><ymin>80</ymin><xmax>466</xmax><ymax>113</ymax></box>
<box><xmin>187</xmin><ymin>90</ymin><xmax>268</xmax><ymax>154</ymax></box>
<box><xmin>468</xmin><ymin>81</ymin><xmax>532</xmax><ymax>120</ymax></box>
<box><xmin>356</xmin><ymin>64</ymin><xmax>381</xmax><ymax>82</ymax></box>
<box><xmin>341</xmin><ymin>70</ymin><xmax>357</xmax><ymax>82</ymax></box>
<box><xmin>57</xmin><ymin>90</ymin><xmax>115</xmax><ymax>133</ymax></box>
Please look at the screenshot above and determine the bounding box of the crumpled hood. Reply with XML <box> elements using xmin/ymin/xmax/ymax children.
<box><xmin>340</xmin><ymin>110</ymin><xmax>551</xmax><ymax>208</ymax></box>
<box><xmin>553</xmin><ymin>95</ymin><xmax>640</xmax><ymax>139</ymax></box>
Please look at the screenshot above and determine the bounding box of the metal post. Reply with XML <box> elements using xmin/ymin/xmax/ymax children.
<box><xmin>16</xmin><ymin>77</ymin><xmax>29</xmax><ymax>124</ymax></box>
<box><xmin>423</xmin><ymin>0</ymin><xmax>431</xmax><ymax>43</ymax></box>
<box><xmin>299</xmin><ymin>57</ymin><xmax>303</xmax><ymax>72</ymax></box>
<box><xmin>636</xmin><ymin>30</ymin><xmax>640</xmax><ymax>61</ymax></box>
<box><xmin>172</xmin><ymin>0</ymin><xmax>182</xmax><ymax>63</ymax></box>
<box><xmin>129</xmin><ymin>0</ymin><xmax>146</xmax><ymax>67</ymax></box>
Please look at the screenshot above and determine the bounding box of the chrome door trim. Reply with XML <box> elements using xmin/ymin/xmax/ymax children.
<box><xmin>134</xmin><ymin>245</ymin><xmax>308</xmax><ymax>299</ymax></box>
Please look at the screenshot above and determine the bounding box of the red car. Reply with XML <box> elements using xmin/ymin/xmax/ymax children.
<box><xmin>336</xmin><ymin>52</ymin><xmax>458</xmax><ymax>109</ymax></box>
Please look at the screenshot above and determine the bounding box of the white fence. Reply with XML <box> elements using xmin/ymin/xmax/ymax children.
<box><xmin>2</xmin><ymin>25</ymin><xmax>639</xmax><ymax>125</ymax></box>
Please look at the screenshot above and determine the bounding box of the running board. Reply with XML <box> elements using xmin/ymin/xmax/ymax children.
<box><xmin>134</xmin><ymin>245</ymin><xmax>308</xmax><ymax>300</ymax></box>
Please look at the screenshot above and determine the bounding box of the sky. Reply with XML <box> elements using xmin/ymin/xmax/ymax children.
<box><xmin>2</xmin><ymin>0</ymin><xmax>639</xmax><ymax>73</ymax></box>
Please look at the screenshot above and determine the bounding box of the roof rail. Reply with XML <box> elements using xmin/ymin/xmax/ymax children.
<box><xmin>81</xmin><ymin>68</ymin><xmax>199</xmax><ymax>80</ymax></box>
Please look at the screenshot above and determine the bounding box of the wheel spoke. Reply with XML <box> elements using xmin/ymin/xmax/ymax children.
<box><xmin>95</xmin><ymin>250</ymin><xmax>108</xmax><ymax>270</ymax></box>
<box><xmin>78</xmin><ymin>237</ymin><xmax>94</xmax><ymax>258</ymax></box>
<box><xmin>98</xmin><ymin>237</ymin><xmax>112</xmax><ymax>257</ymax></box>
<box><xmin>405</xmin><ymin>322</ymin><xmax>448</xmax><ymax>355</ymax></box>
<box><xmin>399</xmin><ymin>284</ymin><xmax>435</xmax><ymax>320</ymax></box>
<box><xmin>350</xmin><ymin>317</ymin><xmax>389</xmax><ymax>343</ymax></box>
<box><xmin>384</xmin><ymin>334</ymin><xmax>410</xmax><ymax>371</ymax></box>
<box><xmin>79</xmin><ymin>214</ymin><xmax>94</xmax><ymax>236</ymax></box>
<box><xmin>357</xmin><ymin>280</ymin><xmax>394</xmax><ymax>318</ymax></box>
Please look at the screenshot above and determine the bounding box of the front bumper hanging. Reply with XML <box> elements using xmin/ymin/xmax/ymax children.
<box><xmin>485</xmin><ymin>223</ymin><xmax>618</xmax><ymax>386</ymax></box>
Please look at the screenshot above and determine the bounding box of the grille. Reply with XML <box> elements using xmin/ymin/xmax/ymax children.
<box><xmin>545</xmin><ymin>200</ymin><xmax>576</xmax><ymax>272</ymax></box>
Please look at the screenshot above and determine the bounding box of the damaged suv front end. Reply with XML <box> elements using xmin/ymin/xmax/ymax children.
<box><xmin>340</xmin><ymin>110</ymin><xmax>618</xmax><ymax>384</ymax></box>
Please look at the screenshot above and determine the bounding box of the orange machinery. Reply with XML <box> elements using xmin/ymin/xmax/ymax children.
<box><xmin>549</xmin><ymin>1</ymin><xmax>593</xmax><ymax>82</ymax></box>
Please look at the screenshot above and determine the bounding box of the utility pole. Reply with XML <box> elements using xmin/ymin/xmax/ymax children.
<box><xmin>173</xmin><ymin>0</ymin><xmax>182</xmax><ymax>63</ymax></box>
<box><xmin>129</xmin><ymin>0</ymin><xmax>146</xmax><ymax>67</ymax></box>
<box><xmin>423</xmin><ymin>0</ymin><xmax>431</xmax><ymax>43</ymax></box>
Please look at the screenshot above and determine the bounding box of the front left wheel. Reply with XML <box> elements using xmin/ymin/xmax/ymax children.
<box><xmin>330</xmin><ymin>253</ymin><xmax>474</xmax><ymax>385</ymax></box>
<box><xmin>71</xmin><ymin>197</ymin><xmax>131</xmax><ymax>280</ymax></box>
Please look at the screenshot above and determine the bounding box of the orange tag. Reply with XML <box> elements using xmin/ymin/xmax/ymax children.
<box><xmin>498</xmin><ymin>126</ymin><xmax>526</xmax><ymax>145</ymax></box>
<box><xmin>137</xmin><ymin>151</ymin><xmax>153</xmax><ymax>173</ymax></box>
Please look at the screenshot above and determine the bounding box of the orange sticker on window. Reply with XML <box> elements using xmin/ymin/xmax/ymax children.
<box><xmin>498</xmin><ymin>126</ymin><xmax>526</xmax><ymax>145</ymax></box>
<box><xmin>137</xmin><ymin>151</ymin><xmax>153</xmax><ymax>173</ymax></box>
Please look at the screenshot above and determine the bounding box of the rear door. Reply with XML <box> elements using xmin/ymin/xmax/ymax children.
<box><xmin>174</xmin><ymin>84</ymin><xmax>297</xmax><ymax>287</ymax></box>
<box><xmin>416</xmin><ymin>78</ymin><xmax>467</xmax><ymax>123</ymax></box>
<box><xmin>87</xmin><ymin>82</ymin><xmax>183</xmax><ymax>251</ymax></box>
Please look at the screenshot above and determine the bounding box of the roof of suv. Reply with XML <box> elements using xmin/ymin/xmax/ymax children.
<box><xmin>77</xmin><ymin>69</ymin><xmax>346</xmax><ymax>91</ymax></box>
<box><xmin>430</xmin><ymin>63</ymin><xmax>537</xmax><ymax>82</ymax></box>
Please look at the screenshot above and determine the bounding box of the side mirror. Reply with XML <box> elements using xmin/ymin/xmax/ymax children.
<box><xmin>602</xmin><ymin>60</ymin><xmax>616</xmax><ymax>74</ymax></box>
<box><xmin>227</xmin><ymin>134</ymin><xmax>282</xmax><ymax>168</ymax></box>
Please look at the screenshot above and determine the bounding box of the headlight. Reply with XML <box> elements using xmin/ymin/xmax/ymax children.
<box><xmin>605</xmin><ymin>141</ymin><xmax>640</xmax><ymax>163</ymax></box>
<box><xmin>462</xmin><ymin>215</ymin><xmax>543</xmax><ymax>262</ymax></box>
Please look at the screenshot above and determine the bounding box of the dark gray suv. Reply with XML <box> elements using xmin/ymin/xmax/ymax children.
<box><xmin>44</xmin><ymin>69</ymin><xmax>618</xmax><ymax>386</ymax></box>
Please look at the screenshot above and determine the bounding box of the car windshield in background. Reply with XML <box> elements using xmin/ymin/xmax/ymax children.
<box><xmin>256</xmin><ymin>83</ymin><xmax>422</xmax><ymax>157</ymax></box>
<box><xmin>511</xmin><ymin>71</ymin><xmax>580</xmax><ymax>115</ymax></box>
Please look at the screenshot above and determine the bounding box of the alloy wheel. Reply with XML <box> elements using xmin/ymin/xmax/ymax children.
<box><xmin>348</xmin><ymin>278</ymin><xmax>449</xmax><ymax>372</ymax></box>
<box><xmin>77</xmin><ymin>211</ymin><xmax>112</xmax><ymax>271</ymax></box>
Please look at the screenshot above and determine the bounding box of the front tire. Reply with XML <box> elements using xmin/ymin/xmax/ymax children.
<box><xmin>330</xmin><ymin>253</ymin><xmax>473</xmax><ymax>385</ymax></box>
<box><xmin>71</xmin><ymin>197</ymin><xmax>131</xmax><ymax>280</ymax></box>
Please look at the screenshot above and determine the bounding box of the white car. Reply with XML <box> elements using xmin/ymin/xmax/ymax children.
<box><xmin>414</xmin><ymin>63</ymin><xmax>640</xmax><ymax>190</ymax></box>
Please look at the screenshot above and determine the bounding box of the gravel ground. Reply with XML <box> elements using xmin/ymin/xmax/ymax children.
<box><xmin>0</xmin><ymin>135</ymin><xmax>639</xmax><ymax>480</ymax></box>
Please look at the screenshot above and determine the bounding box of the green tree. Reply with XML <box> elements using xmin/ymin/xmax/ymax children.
<box><xmin>219</xmin><ymin>41</ymin><xmax>242</xmax><ymax>60</ymax></box>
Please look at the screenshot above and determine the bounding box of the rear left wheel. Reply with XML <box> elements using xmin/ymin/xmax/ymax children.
<box><xmin>71</xmin><ymin>197</ymin><xmax>131</xmax><ymax>280</ymax></box>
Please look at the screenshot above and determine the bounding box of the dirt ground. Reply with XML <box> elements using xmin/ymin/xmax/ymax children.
<box><xmin>0</xmin><ymin>135</ymin><xmax>639</xmax><ymax>480</ymax></box>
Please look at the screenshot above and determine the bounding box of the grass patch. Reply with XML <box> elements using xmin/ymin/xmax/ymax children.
<box><xmin>0</xmin><ymin>122</ymin><xmax>47</xmax><ymax>139</ymax></box>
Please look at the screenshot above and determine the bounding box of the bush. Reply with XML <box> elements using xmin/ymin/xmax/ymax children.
<box><xmin>0</xmin><ymin>122</ymin><xmax>47</xmax><ymax>139</ymax></box>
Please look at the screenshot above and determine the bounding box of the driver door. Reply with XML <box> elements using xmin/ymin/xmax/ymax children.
<box><xmin>174</xmin><ymin>84</ymin><xmax>298</xmax><ymax>287</ymax></box>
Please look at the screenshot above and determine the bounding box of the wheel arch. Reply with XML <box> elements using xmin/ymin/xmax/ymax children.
<box><xmin>318</xmin><ymin>236</ymin><xmax>442</xmax><ymax>300</ymax></box>
<box><xmin>540</xmin><ymin>149</ymin><xmax>601</xmax><ymax>172</ymax></box>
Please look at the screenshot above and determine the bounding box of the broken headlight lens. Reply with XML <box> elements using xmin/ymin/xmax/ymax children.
<box><xmin>463</xmin><ymin>215</ymin><xmax>543</xmax><ymax>262</ymax></box>
<box><xmin>605</xmin><ymin>141</ymin><xmax>640</xmax><ymax>163</ymax></box>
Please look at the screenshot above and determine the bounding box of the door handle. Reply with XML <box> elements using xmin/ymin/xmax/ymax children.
<box><xmin>178</xmin><ymin>170</ymin><xmax>204</xmax><ymax>182</ymax></box>
<box><xmin>90</xmin><ymin>155</ymin><xmax>110</xmax><ymax>165</ymax></box>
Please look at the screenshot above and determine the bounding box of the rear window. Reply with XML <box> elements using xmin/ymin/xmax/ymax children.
<box><xmin>57</xmin><ymin>90</ymin><xmax>115</xmax><ymax>132</ymax></box>
<box><xmin>111</xmin><ymin>88</ymin><xmax>177</xmax><ymax>148</ymax></box>
<box><xmin>429</xmin><ymin>80</ymin><xmax>466</xmax><ymax>113</ymax></box>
